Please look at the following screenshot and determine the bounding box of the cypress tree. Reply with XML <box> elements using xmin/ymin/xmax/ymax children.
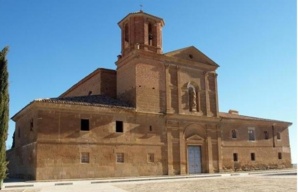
<box><xmin>0</xmin><ymin>47</ymin><xmax>9</xmax><ymax>184</ymax></box>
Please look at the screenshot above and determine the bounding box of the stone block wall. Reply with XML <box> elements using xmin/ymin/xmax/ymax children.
<box><xmin>221</xmin><ymin>121</ymin><xmax>292</xmax><ymax>172</ymax></box>
<box><xmin>7</xmin><ymin>142</ymin><xmax>36</xmax><ymax>179</ymax></box>
<box><xmin>13</xmin><ymin>108</ymin><xmax>37</xmax><ymax>148</ymax></box>
<box><xmin>32</xmin><ymin>104</ymin><xmax>167</xmax><ymax>180</ymax></box>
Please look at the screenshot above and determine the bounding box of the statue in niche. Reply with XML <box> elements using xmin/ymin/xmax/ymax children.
<box><xmin>189</xmin><ymin>86</ymin><xmax>197</xmax><ymax>112</ymax></box>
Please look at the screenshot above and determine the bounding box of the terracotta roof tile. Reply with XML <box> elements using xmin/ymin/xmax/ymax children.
<box><xmin>36</xmin><ymin>95</ymin><xmax>133</xmax><ymax>109</ymax></box>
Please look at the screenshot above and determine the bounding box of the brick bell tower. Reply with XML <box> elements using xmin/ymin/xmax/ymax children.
<box><xmin>116</xmin><ymin>11</ymin><xmax>166</xmax><ymax>111</ymax></box>
<box><xmin>117</xmin><ymin>10</ymin><xmax>165</xmax><ymax>56</ymax></box>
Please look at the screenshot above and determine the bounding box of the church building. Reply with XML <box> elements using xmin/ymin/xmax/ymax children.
<box><xmin>7</xmin><ymin>11</ymin><xmax>292</xmax><ymax>180</ymax></box>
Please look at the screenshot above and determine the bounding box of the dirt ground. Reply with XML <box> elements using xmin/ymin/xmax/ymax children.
<box><xmin>116</xmin><ymin>174</ymin><xmax>297</xmax><ymax>192</ymax></box>
<box><xmin>2</xmin><ymin>172</ymin><xmax>296</xmax><ymax>192</ymax></box>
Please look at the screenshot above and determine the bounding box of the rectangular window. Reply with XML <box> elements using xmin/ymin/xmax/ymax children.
<box><xmin>147</xmin><ymin>153</ymin><xmax>154</xmax><ymax>163</ymax></box>
<box><xmin>251</xmin><ymin>153</ymin><xmax>255</xmax><ymax>161</ymax></box>
<box><xmin>81</xmin><ymin>119</ymin><xmax>89</xmax><ymax>131</ymax></box>
<box><xmin>116</xmin><ymin>121</ymin><xmax>123</xmax><ymax>133</ymax></box>
<box><xmin>81</xmin><ymin>152</ymin><xmax>90</xmax><ymax>163</ymax></box>
<box><xmin>278</xmin><ymin>152</ymin><xmax>282</xmax><ymax>160</ymax></box>
<box><xmin>116</xmin><ymin>153</ymin><xmax>124</xmax><ymax>163</ymax></box>
<box><xmin>30</xmin><ymin>119</ymin><xmax>34</xmax><ymax>131</ymax></box>
<box><xmin>248</xmin><ymin>128</ymin><xmax>255</xmax><ymax>141</ymax></box>
<box><xmin>277</xmin><ymin>132</ymin><xmax>281</xmax><ymax>140</ymax></box>
<box><xmin>233</xmin><ymin>153</ymin><xmax>238</xmax><ymax>162</ymax></box>
<box><xmin>264</xmin><ymin>131</ymin><xmax>269</xmax><ymax>140</ymax></box>
<box><xmin>231</xmin><ymin>130</ymin><xmax>237</xmax><ymax>139</ymax></box>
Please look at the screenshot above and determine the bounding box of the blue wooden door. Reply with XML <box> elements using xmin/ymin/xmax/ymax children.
<box><xmin>188</xmin><ymin>146</ymin><xmax>202</xmax><ymax>174</ymax></box>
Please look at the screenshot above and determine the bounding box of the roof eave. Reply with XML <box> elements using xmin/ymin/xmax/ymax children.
<box><xmin>118</xmin><ymin>11</ymin><xmax>165</xmax><ymax>27</ymax></box>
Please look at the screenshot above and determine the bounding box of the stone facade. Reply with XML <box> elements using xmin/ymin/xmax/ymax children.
<box><xmin>7</xmin><ymin>11</ymin><xmax>292</xmax><ymax>180</ymax></box>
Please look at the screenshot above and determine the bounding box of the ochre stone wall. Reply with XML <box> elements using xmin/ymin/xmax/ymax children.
<box><xmin>7</xmin><ymin>143</ymin><xmax>36</xmax><ymax>180</ymax></box>
<box><xmin>221</xmin><ymin>121</ymin><xmax>292</xmax><ymax>171</ymax></box>
<box><xmin>9</xmin><ymin>102</ymin><xmax>292</xmax><ymax>180</ymax></box>
<box><xmin>36</xmin><ymin>144</ymin><xmax>165</xmax><ymax>180</ymax></box>
<box><xmin>14</xmin><ymin>108</ymin><xmax>37</xmax><ymax>148</ymax></box>
<box><xmin>31</xmin><ymin>104</ymin><xmax>167</xmax><ymax>180</ymax></box>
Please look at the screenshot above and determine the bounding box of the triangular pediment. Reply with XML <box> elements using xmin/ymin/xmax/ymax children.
<box><xmin>186</xmin><ymin>134</ymin><xmax>204</xmax><ymax>141</ymax></box>
<box><xmin>164</xmin><ymin>46</ymin><xmax>219</xmax><ymax>67</ymax></box>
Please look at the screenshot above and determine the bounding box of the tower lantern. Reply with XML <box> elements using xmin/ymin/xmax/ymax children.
<box><xmin>118</xmin><ymin>11</ymin><xmax>165</xmax><ymax>57</ymax></box>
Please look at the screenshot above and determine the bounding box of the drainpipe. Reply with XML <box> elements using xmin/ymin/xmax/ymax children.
<box><xmin>272</xmin><ymin>124</ymin><xmax>276</xmax><ymax>148</ymax></box>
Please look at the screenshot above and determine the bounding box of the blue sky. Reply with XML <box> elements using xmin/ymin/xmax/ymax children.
<box><xmin>1</xmin><ymin>0</ymin><xmax>296</xmax><ymax>163</ymax></box>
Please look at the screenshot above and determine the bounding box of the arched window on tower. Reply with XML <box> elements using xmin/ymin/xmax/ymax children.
<box><xmin>148</xmin><ymin>22</ymin><xmax>153</xmax><ymax>46</ymax></box>
<box><xmin>124</xmin><ymin>23</ymin><xmax>129</xmax><ymax>47</ymax></box>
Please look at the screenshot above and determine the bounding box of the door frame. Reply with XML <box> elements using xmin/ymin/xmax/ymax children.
<box><xmin>187</xmin><ymin>145</ymin><xmax>202</xmax><ymax>174</ymax></box>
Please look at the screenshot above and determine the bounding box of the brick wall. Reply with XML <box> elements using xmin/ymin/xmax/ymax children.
<box><xmin>61</xmin><ymin>69</ymin><xmax>116</xmax><ymax>98</ymax></box>
<box><xmin>136</xmin><ymin>62</ymin><xmax>166</xmax><ymax>113</ymax></box>
<box><xmin>117</xmin><ymin>62</ymin><xmax>136</xmax><ymax>106</ymax></box>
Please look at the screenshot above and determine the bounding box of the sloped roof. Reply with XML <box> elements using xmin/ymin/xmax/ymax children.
<box><xmin>164</xmin><ymin>46</ymin><xmax>219</xmax><ymax>67</ymax></box>
<box><xmin>59</xmin><ymin>68</ymin><xmax>116</xmax><ymax>98</ymax></box>
<box><xmin>219</xmin><ymin>112</ymin><xmax>292</xmax><ymax>125</ymax></box>
<box><xmin>12</xmin><ymin>95</ymin><xmax>133</xmax><ymax>121</ymax></box>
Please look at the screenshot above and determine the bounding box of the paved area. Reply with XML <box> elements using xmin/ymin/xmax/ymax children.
<box><xmin>2</xmin><ymin>169</ymin><xmax>296</xmax><ymax>192</ymax></box>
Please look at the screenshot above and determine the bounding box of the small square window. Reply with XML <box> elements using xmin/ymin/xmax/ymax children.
<box><xmin>233</xmin><ymin>153</ymin><xmax>238</xmax><ymax>162</ymax></box>
<box><xmin>81</xmin><ymin>152</ymin><xmax>90</xmax><ymax>163</ymax></box>
<box><xmin>278</xmin><ymin>152</ymin><xmax>282</xmax><ymax>160</ymax></box>
<box><xmin>148</xmin><ymin>153</ymin><xmax>154</xmax><ymax>163</ymax></box>
<box><xmin>116</xmin><ymin>121</ymin><xmax>123</xmax><ymax>133</ymax></box>
<box><xmin>116</xmin><ymin>153</ymin><xmax>124</xmax><ymax>163</ymax></box>
<box><xmin>251</xmin><ymin>153</ymin><xmax>255</xmax><ymax>161</ymax></box>
<box><xmin>81</xmin><ymin>119</ymin><xmax>89</xmax><ymax>131</ymax></box>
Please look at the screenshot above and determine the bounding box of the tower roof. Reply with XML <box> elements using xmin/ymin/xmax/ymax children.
<box><xmin>118</xmin><ymin>10</ymin><xmax>165</xmax><ymax>27</ymax></box>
